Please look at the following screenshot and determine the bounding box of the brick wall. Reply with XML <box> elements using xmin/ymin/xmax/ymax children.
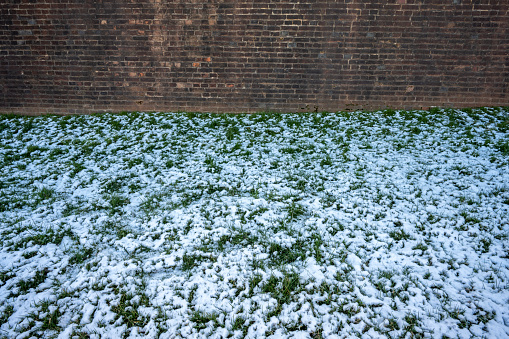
<box><xmin>1</xmin><ymin>0</ymin><xmax>508</xmax><ymax>114</ymax></box>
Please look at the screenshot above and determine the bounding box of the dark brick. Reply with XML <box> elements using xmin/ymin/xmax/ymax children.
<box><xmin>0</xmin><ymin>0</ymin><xmax>508</xmax><ymax>114</ymax></box>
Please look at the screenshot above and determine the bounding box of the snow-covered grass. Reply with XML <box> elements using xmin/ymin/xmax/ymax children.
<box><xmin>0</xmin><ymin>108</ymin><xmax>508</xmax><ymax>339</ymax></box>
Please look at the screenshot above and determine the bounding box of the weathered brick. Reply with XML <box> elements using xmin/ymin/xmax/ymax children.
<box><xmin>0</xmin><ymin>0</ymin><xmax>507</xmax><ymax>114</ymax></box>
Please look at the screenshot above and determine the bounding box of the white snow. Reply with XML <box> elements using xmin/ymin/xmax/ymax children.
<box><xmin>0</xmin><ymin>108</ymin><xmax>508</xmax><ymax>338</ymax></box>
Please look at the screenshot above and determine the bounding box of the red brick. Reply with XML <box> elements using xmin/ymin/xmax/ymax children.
<box><xmin>0</xmin><ymin>0</ymin><xmax>508</xmax><ymax>114</ymax></box>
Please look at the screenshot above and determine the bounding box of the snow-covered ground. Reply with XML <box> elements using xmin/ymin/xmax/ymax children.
<box><xmin>0</xmin><ymin>108</ymin><xmax>508</xmax><ymax>338</ymax></box>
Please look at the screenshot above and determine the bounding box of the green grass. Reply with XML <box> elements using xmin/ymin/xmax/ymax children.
<box><xmin>17</xmin><ymin>268</ymin><xmax>48</xmax><ymax>294</ymax></box>
<box><xmin>0</xmin><ymin>108</ymin><xmax>507</xmax><ymax>338</ymax></box>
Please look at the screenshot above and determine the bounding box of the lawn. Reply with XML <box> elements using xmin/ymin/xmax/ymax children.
<box><xmin>0</xmin><ymin>108</ymin><xmax>508</xmax><ymax>338</ymax></box>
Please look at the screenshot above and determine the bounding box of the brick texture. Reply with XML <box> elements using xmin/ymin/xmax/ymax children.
<box><xmin>1</xmin><ymin>0</ymin><xmax>508</xmax><ymax>114</ymax></box>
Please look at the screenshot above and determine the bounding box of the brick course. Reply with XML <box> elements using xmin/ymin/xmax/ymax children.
<box><xmin>1</xmin><ymin>0</ymin><xmax>508</xmax><ymax>114</ymax></box>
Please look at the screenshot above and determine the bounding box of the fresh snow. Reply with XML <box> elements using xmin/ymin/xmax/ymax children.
<box><xmin>0</xmin><ymin>108</ymin><xmax>508</xmax><ymax>338</ymax></box>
